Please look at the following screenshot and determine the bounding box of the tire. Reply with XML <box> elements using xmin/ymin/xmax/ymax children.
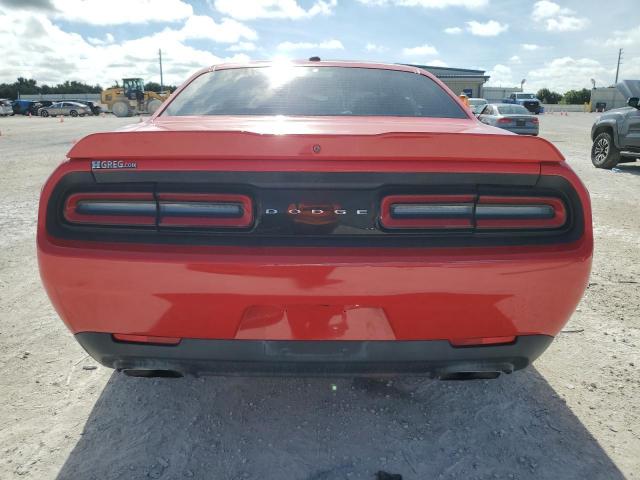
<box><xmin>40</xmin><ymin>110</ymin><xmax>49</xmax><ymax>117</ymax></box>
<box><xmin>591</xmin><ymin>132</ymin><xmax>620</xmax><ymax>169</ymax></box>
<box><xmin>112</xmin><ymin>101</ymin><xmax>131</xmax><ymax>118</ymax></box>
<box><xmin>70</xmin><ymin>110</ymin><xmax>78</xmax><ymax>117</ymax></box>
<box><xmin>146</xmin><ymin>99</ymin><xmax>162</xmax><ymax>115</ymax></box>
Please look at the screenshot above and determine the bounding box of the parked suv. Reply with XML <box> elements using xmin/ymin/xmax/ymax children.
<box><xmin>503</xmin><ymin>93</ymin><xmax>542</xmax><ymax>114</ymax></box>
<box><xmin>591</xmin><ymin>80</ymin><xmax>640</xmax><ymax>169</ymax></box>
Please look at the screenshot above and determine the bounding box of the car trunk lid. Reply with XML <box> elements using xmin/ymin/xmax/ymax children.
<box><xmin>67</xmin><ymin>116</ymin><xmax>562</xmax><ymax>165</ymax></box>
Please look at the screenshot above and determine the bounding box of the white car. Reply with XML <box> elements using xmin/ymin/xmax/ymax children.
<box><xmin>0</xmin><ymin>99</ymin><xmax>13</xmax><ymax>116</ymax></box>
<box><xmin>468</xmin><ymin>98</ymin><xmax>488</xmax><ymax>115</ymax></box>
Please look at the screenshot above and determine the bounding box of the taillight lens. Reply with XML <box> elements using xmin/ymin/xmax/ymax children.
<box><xmin>64</xmin><ymin>192</ymin><xmax>254</xmax><ymax>229</ymax></box>
<box><xmin>475</xmin><ymin>196</ymin><xmax>566</xmax><ymax>230</ymax></box>
<box><xmin>381</xmin><ymin>194</ymin><xmax>567</xmax><ymax>231</ymax></box>
<box><xmin>158</xmin><ymin>193</ymin><xmax>253</xmax><ymax>228</ymax></box>
<box><xmin>64</xmin><ymin>192</ymin><xmax>156</xmax><ymax>226</ymax></box>
<box><xmin>381</xmin><ymin>195</ymin><xmax>475</xmax><ymax>229</ymax></box>
<box><xmin>531</xmin><ymin>117</ymin><xmax>539</xmax><ymax>124</ymax></box>
<box><xmin>497</xmin><ymin>118</ymin><xmax>512</xmax><ymax>124</ymax></box>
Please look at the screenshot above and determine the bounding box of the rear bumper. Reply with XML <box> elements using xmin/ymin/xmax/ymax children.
<box><xmin>76</xmin><ymin>332</ymin><xmax>553</xmax><ymax>377</ymax></box>
<box><xmin>508</xmin><ymin>127</ymin><xmax>539</xmax><ymax>135</ymax></box>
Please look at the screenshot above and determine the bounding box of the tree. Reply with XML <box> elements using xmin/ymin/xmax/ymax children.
<box><xmin>536</xmin><ymin>88</ymin><xmax>563</xmax><ymax>104</ymax></box>
<box><xmin>562</xmin><ymin>88</ymin><xmax>591</xmax><ymax>105</ymax></box>
<box><xmin>144</xmin><ymin>81</ymin><xmax>176</xmax><ymax>93</ymax></box>
<box><xmin>0</xmin><ymin>78</ymin><xmax>102</xmax><ymax>99</ymax></box>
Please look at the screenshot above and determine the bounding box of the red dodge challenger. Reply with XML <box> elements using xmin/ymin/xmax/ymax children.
<box><xmin>37</xmin><ymin>60</ymin><xmax>592</xmax><ymax>379</ymax></box>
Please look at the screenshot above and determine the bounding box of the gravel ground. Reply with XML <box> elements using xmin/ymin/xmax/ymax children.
<box><xmin>0</xmin><ymin>113</ymin><xmax>638</xmax><ymax>480</ymax></box>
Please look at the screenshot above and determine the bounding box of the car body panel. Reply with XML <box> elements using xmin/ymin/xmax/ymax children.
<box><xmin>68</xmin><ymin>116</ymin><xmax>560</xmax><ymax>163</ymax></box>
<box><xmin>38</xmin><ymin>60</ymin><xmax>592</xmax><ymax>375</ymax></box>
<box><xmin>38</xmin><ymin>158</ymin><xmax>591</xmax><ymax>343</ymax></box>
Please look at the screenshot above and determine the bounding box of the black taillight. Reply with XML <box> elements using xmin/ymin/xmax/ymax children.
<box><xmin>157</xmin><ymin>193</ymin><xmax>253</xmax><ymax>228</ymax></box>
<box><xmin>63</xmin><ymin>192</ymin><xmax>254</xmax><ymax>229</ymax></box>
<box><xmin>381</xmin><ymin>194</ymin><xmax>567</xmax><ymax>231</ymax></box>
<box><xmin>381</xmin><ymin>195</ymin><xmax>475</xmax><ymax>229</ymax></box>
<box><xmin>64</xmin><ymin>193</ymin><xmax>156</xmax><ymax>226</ymax></box>
<box><xmin>475</xmin><ymin>196</ymin><xmax>566</xmax><ymax>230</ymax></box>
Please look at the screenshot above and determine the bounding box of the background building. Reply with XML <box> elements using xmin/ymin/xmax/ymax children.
<box><xmin>407</xmin><ymin>65</ymin><xmax>490</xmax><ymax>98</ymax></box>
<box><xmin>590</xmin><ymin>87</ymin><xmax>627</xmax><ymax>112</ymax></box>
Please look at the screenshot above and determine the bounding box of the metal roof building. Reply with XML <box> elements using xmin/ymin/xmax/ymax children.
<box><xmin>406</xmin><ymin>64</ymin><xmax>490</xmax><ymax>98</ymax></box>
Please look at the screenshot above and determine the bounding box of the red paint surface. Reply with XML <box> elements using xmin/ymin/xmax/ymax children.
<box><xmin>37</xmin><ymin>61</ymin><xmax>592</xmax><ymax>343</ymax></box>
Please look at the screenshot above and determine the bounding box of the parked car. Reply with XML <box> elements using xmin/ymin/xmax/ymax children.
<box><xmin>0</xmin><ymin>99</ymin><xmax>14</xmax><ymax>116</ymax></box>
<box><xmin>590</xmin><ymin>80</ymin><xmax>640</xmax><ymax>169</ymax></box>
<box><xmin>38</xmin><ymin>60</ymin><xmax>592</xmax><ymax>379</ymax></box>
<box><xmin>11</xmin><ymin>99</ymin><xmax>36</xmax><ymax>115</ymax></box>
<box><xmin>503</xmin><ymin>92</ymin><xmax>543</xmax><ymax>114</ymax></box>
<box><xmin>468</xmin><ymin>97</ymin><xmax>488</xmax><ymax>115</ymax></box>
<box><xmin>38</xmin><ymin>101</ymin><xmax>92</xmax><ymax>117</ymax></box>
<box><xmin>477</xmin><ymin>103</ymin><xmax>539</xmax><ymax>135</ymax></box>
<box><xmin>67</xmin><ymin>99</ymin><xmax>102</xmax><ymax>115</ymax></box>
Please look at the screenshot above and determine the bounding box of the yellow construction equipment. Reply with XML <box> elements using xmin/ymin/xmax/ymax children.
<box><xmin>101</xmin><ymin>78</ymin><xmax>170</xmax><ymax>117</ymax></box>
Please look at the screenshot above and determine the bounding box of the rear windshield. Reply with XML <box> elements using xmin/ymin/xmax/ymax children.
<box><xmin>163</xmin><ymin>66</ymin><xmax>467</xmax><ymax>118</ymax></box>
<box><xmin>497</xmin><ymin>105</ymin><xmax>530</xmax><ymax>115</ymax></box>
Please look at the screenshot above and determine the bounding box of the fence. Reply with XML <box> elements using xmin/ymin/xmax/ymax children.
<box><xmin>19</xmin><ymin>93</ymin><xmax>101</xmax><ymax>102</ymax></box>
<box><xmin>542</xmin><ymin>104</ymin><xmax>589</xmax><ymax>113</ymax></box>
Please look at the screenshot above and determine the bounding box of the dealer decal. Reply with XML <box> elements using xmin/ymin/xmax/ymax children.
<box><xmin>91</xmin><ymin>160</ymin><xmax>137</xmax><ymax>170</ymax></box>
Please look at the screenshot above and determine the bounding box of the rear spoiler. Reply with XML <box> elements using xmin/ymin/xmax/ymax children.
<box><xmin>67</xmin><ymin>130</ymin><xmax>565</xmax><ymax>164</ymax></box>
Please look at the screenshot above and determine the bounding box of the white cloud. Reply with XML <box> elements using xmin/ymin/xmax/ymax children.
<box><xmin>546</xmin><ymin>15</ymin><xmax>589</xmax><ymax>32</ymax></box>
<box><xmin>531</xmin><ymin>1</ymin><xmax>568</xmax><ymax>20</ymax></box>
<box><xmin>423</xmin><ymin>59</ymin><xmax>448</xmax><ymax>67</ymax></box>
<box><xmin>50</xmin><ymin>0</ymin><xmax>193</xmax><ymax>25</ymax></box>
<box><xmin>531</xmin><ymin>1</ymin><xmax>588</xmax><ymax>32</ymax></box>
<box><xmin>213</xmin><ymin>0</ymin><xmax>337</xmax><ymax>20</ymax></box>
<box><xmin>87</xmin><ymin>32</ymin><xmax>114</xmax><ymax>45</ymax></box>
<box><xmin>0</xmin><ymin>11</ymin><xmax>253</xmax><ymax>86</ymax></box>
<box><xmin>177</xmin><ymin>15</ymin><xmax>257</xmax><ymax>43</ymax></box>
<box><xmin>485</xmin><ymin>64</ymin><xmax>514</xmax><ymax>86</ymax></box>
<box><xmin>510</xmin><ymin>55</ymin><xmax>521</xmax><ymax>63</ymax></box>
<box><xmin>601</xmin><ymin>26</ymin><xmax>640</xmax><ymax>47</ymax></box>
<box><xmin>521</xmin><ymin>43</ymin><xmax>540</xmax><ymax>50</ymax></box>
<box><xmin>466</xmin><ymin>20</ymin><xmax>508</xmax><ymax>36</ymax></box>
<box><xmin>226</xmin><ymin>42</ymin><xmax>257</xmax><ymax>52</ymax></box>
<box><xmin>402</xmin><ymin>43</ymin><xmax>438</xmax><ymax>56</ymax></box>
<box><xmin>527</xmin><ymin>57</ymin><xmax>612</xmax><ymax>92</ymax></box>
<box><xmin>277</xmin><ymin>39</ymin><xmax>344</xmax><ymax>51</ymax></box>
<box><xmin>365</xmin><ymin>42</ymin><xmax>388</xmax><ymax>52</ymax></box>
<box><xmin>356</xmin><ymin>0</ymin><xmax>488</xmax><ymax>9</ymax></box>
<box><xmin>444</xmin><ymin>26</ymin><xmax>462</xmax><ymax>34</ymax></box>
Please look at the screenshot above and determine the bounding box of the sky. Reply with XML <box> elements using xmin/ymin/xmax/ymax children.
<box><xmin>0</xmin><ymin>0</ymin><xmax>637</xmax><ymax>93</ymax></box>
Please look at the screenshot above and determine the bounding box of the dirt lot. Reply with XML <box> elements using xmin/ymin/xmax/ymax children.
<box><xmin>0</xmin><ymin>113</ymin><xmax>638</xmax><ymax>480</ymax></box>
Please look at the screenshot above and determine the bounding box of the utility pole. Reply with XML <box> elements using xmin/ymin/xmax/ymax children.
<box><xmin>615</xmin><ymin>48</ymin><xmax>623</xmax><ymax>84</ymax></box>
<box><xmin>159</xmin><ymin>48</ymin><xmax>164</xmax><ymax>93</ymax></box>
